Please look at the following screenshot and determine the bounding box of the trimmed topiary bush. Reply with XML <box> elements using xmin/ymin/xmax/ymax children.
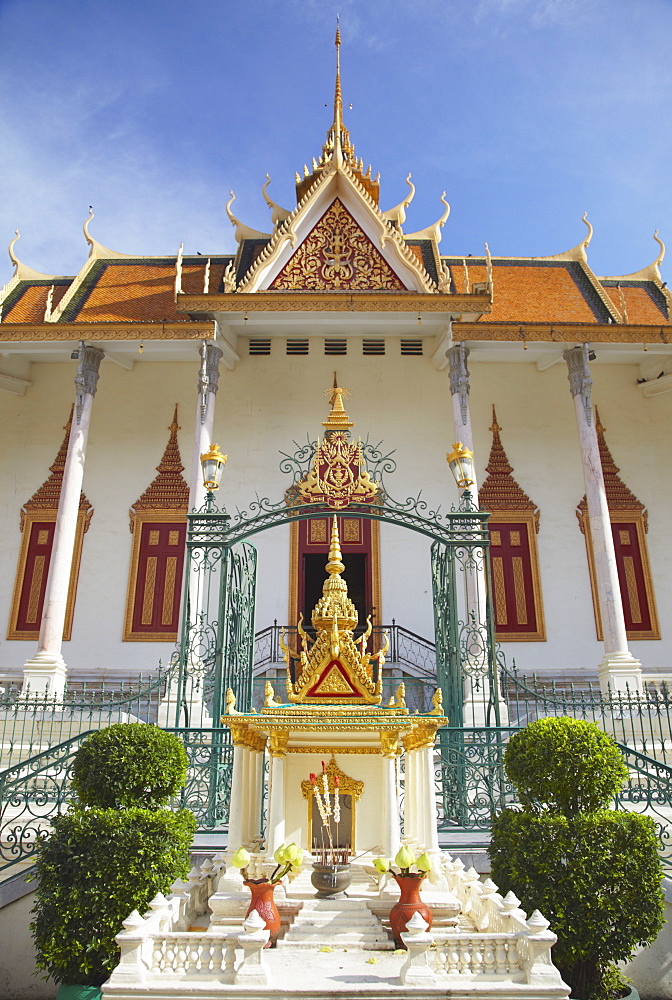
<box><xmin>71</xmin><ymin>722</ymin><xmax>188</xmax><ymax>809</ymax></box>
<box><xmin>32</xmin><ymin>807</ymin><xmax>195</xmax><ymax>987</ymax></box>
<box><xmin>489</xmin><ymin>717</ymin><xmax>664</xmax><ymax>1000</ymax></box>
<box><xmin>504</xmin><ymin>716</ymin><xmax>629</xmax><ymax>816</ymax></box>
<box><xmin>32</xmin><ymin>724</ymin><xmax>195</xmax><ymax>989</ymax></box>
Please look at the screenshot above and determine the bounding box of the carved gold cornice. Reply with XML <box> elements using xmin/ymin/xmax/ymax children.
<box><xmin>176</xmin><ymin>292</ymin><xmax>491</xmax><ymax>314</ymax></box>
<box><xmin>451</xmin><ymin>322</ymin><xmax>672</xmax><ymax>344</ymax></box>
<box><xmin>0</xmin><ymin>322</ymin><xmax>215</xmax><ymax>341</ymax></box>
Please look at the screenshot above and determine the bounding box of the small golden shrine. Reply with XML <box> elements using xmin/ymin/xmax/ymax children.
<box><xmin>221</xmin><ymin>517</ymin><xmax>448</xmax><ymax>860</ymax></box>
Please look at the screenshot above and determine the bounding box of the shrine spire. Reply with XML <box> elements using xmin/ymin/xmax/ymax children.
<box><xmin>332</xmin><ymin>20</ymin><xmax>344</xmax><ymax>167</ymax></box>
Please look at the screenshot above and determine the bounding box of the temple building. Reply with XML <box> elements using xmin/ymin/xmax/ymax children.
<box><xmin>0</xmin><ymin>28</ymin><xmax>670</xmax><ymax>698</ymax></box>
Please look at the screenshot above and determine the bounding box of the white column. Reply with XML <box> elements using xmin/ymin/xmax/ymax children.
<box><xmin>249</xmin><ymin>748</ymin><xmax>265</xmax><ymax>846</ymax></box>
<box><xmin>381</xmin><ymin>752</ymin><xmax>400</xmax><ymax>859</ymax></box>
<box><xmin>564</xmin><ymin>346</ymin><xmax>643</xmax><ymax>694</ymax></box>
<box><xmin>227</xmin><ymin>741</ymin><xmax>247</xmax><ymax>853</ymax></box>
<box><xmin>189</xmin><ymin>341</ymin><xmax>223</xmax><ymax>512</ymax></box>
<box><xmin>266</xmin><ymin>750</ymin><xmax>286</xmax><ymax>855</ymax></box>
<box><xmin>22</xmin><ymin>344</ymin><xmax>104</xmax><ymax>697</ymax></box>
<box><xmin>447</xmin><ymin>343</ymin><xmax>507</xmax><ymax>725</ymax></box>
<box><xmin>165</xmin><ymin>342</ymin><xmax>223</xmax><ymax>726</ymax></box>
<box><xmin>403</xmin><ymin>748</ymin><xmax>419</xmax><ymax>846</ymax></box>
<box><xmin>419</xmin><ymin>744</ymin><xmax>439</xmax><ymax>852</ymax></box>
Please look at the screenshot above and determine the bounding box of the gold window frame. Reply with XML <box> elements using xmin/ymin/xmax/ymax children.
<box><xmin>579</xmin><ymin>509</ymin><xmax>660</xmax><ymax>641</ymax></box>
<box><xmin>7</xmin><ymin>509</ymin><xmax>89</xmax><ymax>641</ymax></box>
<box><xmin>123</xmin><ymin>511</ymin><xmax>187</xmax><ymax>642</ymax></box>
<box><xmin>487</xmin><ymin>511</ymin><xmax>546</xmax><ymax>642</ymax></box>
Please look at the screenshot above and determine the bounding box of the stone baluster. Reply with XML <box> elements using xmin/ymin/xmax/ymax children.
<box><xmin>235</xmin><ymin>910</ymin><xmax>271</xmax><ymax>986</ymax></box>
<box><xmin>399</xmin><ymin>912</ymin><xmax>437</xmax><ymax>985</ymax></box>
<box><xmin>564</xmin><ymin>345</ymin><xmax>643</xmax><ymax>693</ymax></box>
<box><xmin>109</xmin><ymin>909</ymin><xmax>148</xmax><ymax>983</ymax></box>
<box><xmin>22</xmin><ymin>343</ymin><xmax>104</xmax><ymax>697</ymax></box>
<box><xmin>521</xmin><ymin>910</ymin><xmax>566</xmax><ymax>986</ymax></box>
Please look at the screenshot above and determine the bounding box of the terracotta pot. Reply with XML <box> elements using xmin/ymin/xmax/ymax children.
<box><xmin>389</xmin><ymin>872</ymin><xmax>432</xmax><ymax>949</ymax></box>
<box><xmin>310</xmin><ymin>863</ymin><xmax>352</xmax><ymax>898</ymax></box>
<box><xmin>243</xmin><ymin>878</ymin><xmax>281</xmax><ymax>946</ymax></box>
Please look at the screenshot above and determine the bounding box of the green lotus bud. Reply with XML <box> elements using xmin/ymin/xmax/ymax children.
<box><xmin>289</xmin><ymin>848</ymin><xmax>304</xmax><ymax>869</ymax></box>
<box><xmin>373</xmin><ymin>857</ymin><xmax>390</xmax><ymax>873</ymax></box>
<box><xmin>416</xmin><ymin>851</ymin><xmax>433</xmax><ymax>872</ymax></box>
<box><xmin>232</xmin><ymin>846</ymin><xmax>251</xmax><ymax>869</ymax></box>
<box><xmin>274</xmin><ymin>844</ymin><xmax>289</xmax><ymax>864</ymax></box>
<box><xmin>395</xmin><ymin>845</ymin><xmax>416</xmax><ymax>869</ymax></box>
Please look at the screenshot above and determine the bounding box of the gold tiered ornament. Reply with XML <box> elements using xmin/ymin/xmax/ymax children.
<box><xmin>281</xmin><ymin>516</ymin><xmax>385</xmax><ymax>704</ymax></box>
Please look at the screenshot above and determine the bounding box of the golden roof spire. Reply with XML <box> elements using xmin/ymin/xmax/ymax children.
<box><xmin>312</xmin><ymin>515</ymin><xmax>358</xmax><ymax>632</ymax></box>
<box><xmin>325</xmin><ymin>513</ymin><xmax>345</xmax><ymax>576</ymax></box>
<box><xmin>332</xmin><ymin>20</ymin><xmax>344</xmax><ymax>166</ymax></box>
<box><xmin>323</xmin><ymin>372</ymin><xmax>354</xmax><ymax>431</ymax></box>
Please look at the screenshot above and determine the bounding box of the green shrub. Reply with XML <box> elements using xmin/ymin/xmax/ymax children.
<box><xmin>72</xmin><ymin>723</ymin><xmax>188</xmax><ymax>809</ymax></box>
<box><xmin>491</xmin><ymin>717</ymin><xmax>664</xmax><ymax>999</ymax></box>
<box><xmin>504</xmin><ymin>716</ymin><xmax>628</xmax><ymax>816</ymax></box>
<box><xmin>490</xmin><ymin>808</ymin><xmax>664</xmax><ymax>994</ymax></box>
<box><xmin>32</xmin><ymin>807</ymin><xmax>196</xmax><ymax>987</ymax></box>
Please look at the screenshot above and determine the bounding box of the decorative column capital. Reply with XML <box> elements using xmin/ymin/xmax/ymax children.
<box><xmin>447</xmin><ymin>342</ymin><xmax>470</xmax><ymax>427</ymax></box>
<box><xmin>563</xmin><ymin>344</ymin><xmax>593</xmax><ymax>426</ymax></box>
<box><xmin>74</xmin><ymin>343</ymin><xmax>104</xmax><ymax>423</ymax></box>
<box><xmin>198</xmin><ymin>341</ymin><xmax>224</xmax><ymax>423</ymax></box>
<box><xmin>268</xmin><ymin>730</ymin><xmax>289</xmax><ymax>758</ymax></box>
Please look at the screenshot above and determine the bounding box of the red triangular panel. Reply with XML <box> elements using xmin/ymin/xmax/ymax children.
<box><xmin>270</xmin><ymin>199</ymin><xmax>407</xmax><ymax>291</ymax></box>
<box><xmin>306</xmin><ymin>658</ymin><xmax>363</xmax><ymax>698</ymax></box>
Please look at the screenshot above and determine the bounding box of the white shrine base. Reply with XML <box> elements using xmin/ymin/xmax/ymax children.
<box><xmin>102</xmin><ymin>853</ymin><xmax>569</xmax><ymax>1000</ymax></box>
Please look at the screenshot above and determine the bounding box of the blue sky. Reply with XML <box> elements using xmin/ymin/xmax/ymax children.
<box><xmin>0</xmin><ymin>0</ymin><xmax>670</xmax><ymax>282</ymax></box>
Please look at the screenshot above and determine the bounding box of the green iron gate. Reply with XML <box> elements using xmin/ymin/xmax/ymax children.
<box><xmin>170</xmin><ymin>430</ymin><xmax>501</xmax><ymax>837</ymax></box>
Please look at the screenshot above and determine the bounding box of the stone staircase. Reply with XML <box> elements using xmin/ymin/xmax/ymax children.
<box><xmin>278</xmin><ymin>895</ymin><xmax>394</xmax><ymax>951</ymax></box>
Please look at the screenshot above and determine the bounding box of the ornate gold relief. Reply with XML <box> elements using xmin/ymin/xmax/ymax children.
<box><xmin>270</xmin><ymin>199</ymin><xmax>407</xmax><ymax>292</ymax></box>
<box><xmin>300</xmin><ymin>757</ymin><xmax>364</xmax><ymax>800</ymax></box>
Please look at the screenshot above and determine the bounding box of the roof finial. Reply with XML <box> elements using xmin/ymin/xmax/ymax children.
<box><xmin>332</xmin><ymin>17</ymin><xmax>343</xmax><ymax>167</ymax></box>
<box><xmin>326</xmin><ymin>514</ymin><xmax>345</xmax><ymax>577</ymax></box>
<box><xmin>323</xmin><ymin>375</ymin><xmax>354</xmax><ymax>431</ymax></box>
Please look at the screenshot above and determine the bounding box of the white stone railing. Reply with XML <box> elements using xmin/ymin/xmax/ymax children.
<box><xmin>103</xmin><ymin>855</ymin><xmax>272</xmax><ymax>992</ymax></box>
<box><xmin>424</xmin><ymin>854</ymin><xmax>567</xmax><ymax>989</ymax></box>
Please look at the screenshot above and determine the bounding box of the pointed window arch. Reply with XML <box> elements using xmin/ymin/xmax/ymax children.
<box><xmin>577</xmin><ymin>411</ymin><xmax>660</xmax><ymax>640</ymax></box>
<box><xmin>478</xmin><ymin>407</ymin><xmax>546</xmax><ymax>641</ymax></box>
<box><xmin>7</xmin><ymin>408</ymin><xmax>93</xmax><ymax>640</ymax></box>
<box><xmin>123</xmin><ymin>407</ymin><xmax>189</xmax><ymax>641</ymax></box>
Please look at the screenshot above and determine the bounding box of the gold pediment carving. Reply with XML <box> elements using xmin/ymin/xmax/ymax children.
<box><xmin>269</xmin><ymin>199</ymin><xmax>407</xmax><ymax>292</ymax></box>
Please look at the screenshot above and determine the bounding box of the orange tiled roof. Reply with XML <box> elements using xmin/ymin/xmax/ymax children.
<box><xmin>3</xmin><ymin>281</ymin><xmax>72</xmax><ymax>323</ymax></box>
<box><xmin>445</xmin><ymin>258</ymin><xmax>612</xmax><ymax>324</ymax></box>
<box><xmin>600</xmin><ymin>281</ymin><xmax>668</xmax><ymax>325</ymax></box>
<box><xmin>69</xmin><ymin>260</ymin><xmax>228</xmax><ymax>323</ymax></box>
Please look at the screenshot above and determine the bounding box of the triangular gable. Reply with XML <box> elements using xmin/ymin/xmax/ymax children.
<box><xmin>237</xmin><ymin>164</ymin><xmax>436</xmax><ymax>294</ymax></box>
<box><xmin>306</xmin><ymin>658</ymin><xmax>366</xmax><ymax>699</ymax></box>
<box><xmin>270</xmin><ymin>199</ymin><xmax>406</xmax><ymax>292</ymax></box>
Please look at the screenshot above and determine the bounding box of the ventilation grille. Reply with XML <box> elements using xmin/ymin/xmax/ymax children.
<box><xmin>287</xmin><ymin>339</ymin><xmax>309</xmax><ymax>355</ymax></box>
<box><xmin>401</xmin><ymin>339</ymin><xmax>423</xmax><ymax>356</ymax></box>
<box><xmin>248</xmin><ymin>338</ymin><xmax>271</xmax><ymax>356</ymax></box>
<box><xmin>363</xmin><ymin>339</ymin><xmax>385</xmax><ymax>356</ymax></box>
<box><xmin>325</xmin><ymin>339</ymin><xmax>347</xmax><ymax>356</ymax></box>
